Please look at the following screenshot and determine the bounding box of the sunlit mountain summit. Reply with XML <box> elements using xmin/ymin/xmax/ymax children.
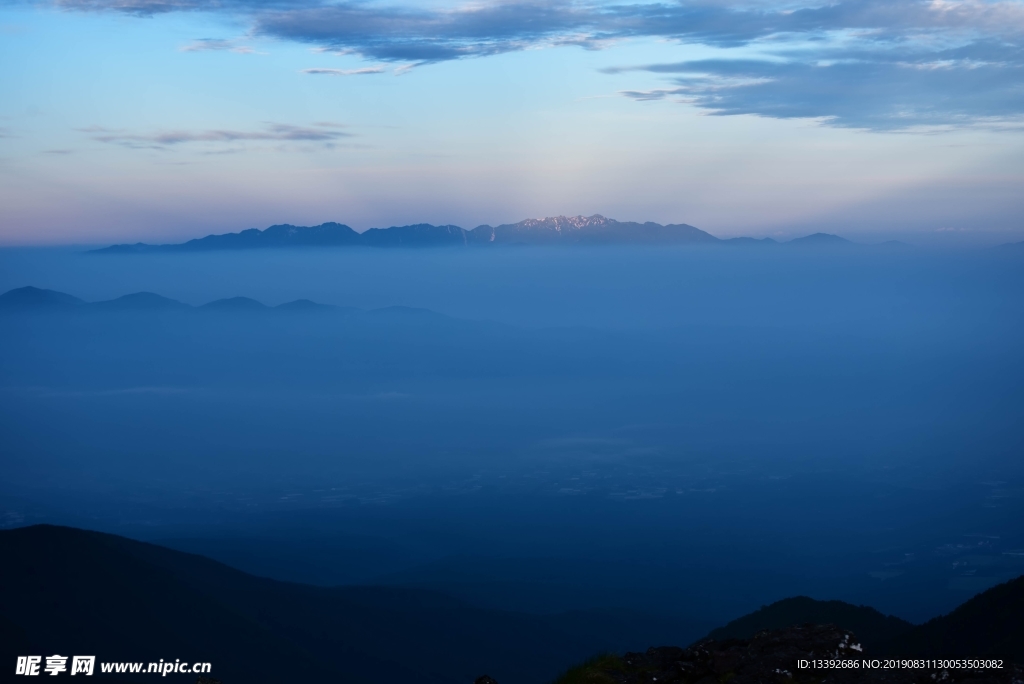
<box><xmin>472</xmin><ymin>215</ymin><xmax>716</xmax><ymax>245</ymax></box>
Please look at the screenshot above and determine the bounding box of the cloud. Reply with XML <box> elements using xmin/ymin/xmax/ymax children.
<box><xmin>43</xmin><ymin>0</ymin><xmax>1024</xmax><ymax>130</ymax></box>
<box><xmin>301</xmin><ymin>67</ymin><xmax>386</xmax><ymax>75</ymax></box>
<box><xmin>180</xmin><ymin>37</ymin><xmax>260</xmax><ymax>54</ymax></box>
<box><xmin>81</xmin><ymin>122</ymin><xmax>352</xmax><ymax>149</ymax></box>
<box><xmin>254</xmin><ymin>0</ymin><xmax>597</xmax><ymax>63</ymax></box>
<box><xmin>610</xmin><ymin>36</ymin><xmax>1024</xmax><ymax>129</ymax></box>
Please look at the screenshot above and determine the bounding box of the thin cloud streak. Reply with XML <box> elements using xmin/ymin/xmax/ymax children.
<box><xmin>180</xmin><ymin>37</ymin><xmax>260</xmax><ymax>53</ymax></box>
<box><xmin>301</xmin><ymin>67</ymin><xmax>386</xmax><ymax>75</ymax></box>
<box><xmin>81</xmin><ymin>123</ymin><xmax>353</xmax><ymax>149</ymax></box>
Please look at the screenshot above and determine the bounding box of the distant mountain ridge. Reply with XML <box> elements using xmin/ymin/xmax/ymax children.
<box><xmin>92</xmin><ymin>216</ymin><xmax>850</xmax><ymax>253</ymax></box>
<box><xmin>0</xmin><ymin>286</ymin><xmax>338</xmax><ymax>314</ymax></box>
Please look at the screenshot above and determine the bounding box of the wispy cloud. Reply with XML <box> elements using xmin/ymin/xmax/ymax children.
<box><xmin>43</xmin><ymin>0</ymin><xmax>1024</xmax><ymax>130</ymax></box>
<box><xmin>180</xmin><ymin>37</ymin><xmax>262</xmax><ymax>53</ymax></box>
<box><xmin>80</xmin><ymin>122</ymin><xmax>352</xmax><ymax>149</ymax></box>
<box><xmin>301</xmin><ymin>66</ymin><xmax>386</xmax><ymax>75</ymax></box>
<box><xmin>609</xmin><ymin>37</ymin><xmax>1024</xmax><ymax>130</ymax></box>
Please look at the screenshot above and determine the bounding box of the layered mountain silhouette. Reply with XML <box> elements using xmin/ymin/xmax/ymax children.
<box><xmin>1</xmin><ymin>525</ymin><xmax>1021</xmax><ymax>684</ymax></box>
<box><xmin>92</xmin><ymin>216</ymin><xmax>851</xmax><ymax>252</ymax></box>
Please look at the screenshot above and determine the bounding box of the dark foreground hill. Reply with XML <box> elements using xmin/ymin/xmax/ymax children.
<box><xmin>550</xmin><ymin>624</ymin><xmax>1023</xmax><ymax>684</ymax></box>
<box><xmin>700</xmin><ymin>579</ymin><xmax>1024</xmax><ymax>662</ymax></box>
<box><xmin>544</xmin><ymin>577</ymin><xmax>1024</xmax><ymax>684</ymax></box>
<box><xmin>3</xmin><ymin>526</ymin><xmax>1023</xmax><ymax>684</ymax></box>
<box><xmin>885</xmin><ymin>574</ymin><xmax>1024</xmax><ymax>660</ymax></box>
<box><xmin>705</xmin><ymin>596</ymin><xmax>915</xmax><ymax>649</ymax></box>
<box><xmin>0</xmin><ymin>525</ymin><xmax>696</xmax><ymax>684</ymax></box>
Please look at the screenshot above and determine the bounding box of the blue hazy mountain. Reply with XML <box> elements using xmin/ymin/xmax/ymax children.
<box><xmin>91</xmin><ymin>291</ymin><xmax>191</xmax><ymax>311</ymax></box>
<box><xmin>788</xmin><ymin>232</ymin><xmax>851</xmax><ymax>245</ymax></box>
<box><xmin>200</xmin><ymin>296</ymin><xmax>271</xmax><ymax>312</ymax></box>
<box><xmin>0</xmin><ymin>285</ymin><xmax>86</xmax><ymax>309</ymax></box>
<box><xmin>275</xmin><ymin>298</ymin><xmax>338</xmax><ymax>312</ymax></box>
<box><xmin>93</xmin><ymin>215</ymin><xmax>723</xmax><ymax>252</ymax></box>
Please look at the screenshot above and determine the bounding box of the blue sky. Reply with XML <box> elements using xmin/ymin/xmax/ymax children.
<box><xmin>1</xmin><ymin>0</ymin><xmax>1023</xmax><ymax>244</ymax></box>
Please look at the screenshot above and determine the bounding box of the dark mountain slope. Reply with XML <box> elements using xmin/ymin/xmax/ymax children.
<box><xmin>706</xmin><ymin>596</ymin><xmax>913</xmax><ymax>649</ymax></box>
<box><xmin>0</xmin><ymin>525</ymin><xmax>673</xmax><ymax>684</ymax></box>
<box><xmin>0</xmin><ymin>525</ymin><xmax>343</xmax><ymax>684</ymax></box>
<box><xmin>884</xmin><ymin>574</ymin><xmax>1024</xmax><ymax>660</ymax></box>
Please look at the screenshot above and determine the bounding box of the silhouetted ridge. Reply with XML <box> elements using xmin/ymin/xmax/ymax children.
<box><xmin>92</xmin><ymin>216</ymin><xmax>723</xmax><ymax>252</ymax></box>
<box><xmin>91</xmin><ymin>219</ymin><xmax>881</xmax><ymax>253</ymax></box>
<box><xmin>97</xmin><ymin>222</ymin><xmax>361</xmax><ymax>253</ymax></box>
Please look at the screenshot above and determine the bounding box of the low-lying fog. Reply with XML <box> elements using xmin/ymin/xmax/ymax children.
<box><xmin>1</xmin><ymin>244</ymin><xmax>1022</xmax><ymax>638</ymax></box>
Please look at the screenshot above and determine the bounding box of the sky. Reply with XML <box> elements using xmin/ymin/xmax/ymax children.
<box><xmin>1</xmin><ymin>0</ymin><xmax>1024</xmax><ymax>245</ymax></box>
